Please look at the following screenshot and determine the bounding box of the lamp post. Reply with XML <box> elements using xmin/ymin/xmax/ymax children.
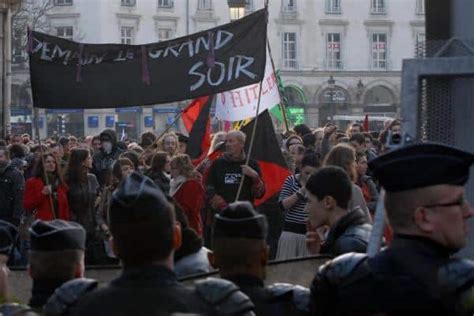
<box><xmin>356</xmin><ymin>78</ymin><xmax>364</xmax><ymax>101</ymax></box>
<box><xmin>228</xmin><ymin>0</ymin><xmax>246</xmax><ymax>21</ymax></box>
<box><xmin>327</xmin><ymin>75</ymin><xmax>336</xmax><ymax>121</ymax></box>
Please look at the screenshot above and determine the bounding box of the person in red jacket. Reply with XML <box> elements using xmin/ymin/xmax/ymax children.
<box><xmin>24</xmin><ymin>153</ymin><xmax>70</xmax><ymax>220</ymax></box>
<box><xmin>170</xmin><ymin>154</ymin><xmax>204</xmax><ymax>237</ymax></box>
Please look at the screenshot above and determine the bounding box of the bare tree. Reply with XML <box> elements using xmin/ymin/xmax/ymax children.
<box><xmin>11</xmin><ymin>0</ymin><xmax>53</xmax><ymax>62</ymax></box>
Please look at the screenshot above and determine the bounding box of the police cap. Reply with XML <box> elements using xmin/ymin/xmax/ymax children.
<box><xmin>110</xmin><ymin>172</ymin><xmax>170</xmax><ymax>224</ymax></box>
<box><xmin>30</xmin><ymin>220</ymin><xmax>86</xmax><ymax>251</ymax></box>
<box><xmin>369</xmin><ymin>143</ymin><xmax>474</xmax><ymax>192</ymax></box>
<box><xmin>214</xmin><ymin>201</ymin><xmax>267</xmax><ymax>239</ymax></box>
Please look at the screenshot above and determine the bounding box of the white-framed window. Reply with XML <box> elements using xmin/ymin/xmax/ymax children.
<box><xmin>326</xmin><ymin>33</ymin><xmax>342</xmax><ymax>69</ymax></box>
<box><xmin>198</xmin><ymin>0</ymin><xmax>212</xmax><ymax>10</ymax></box>
<box><xmin>121</xmin><ymin>0</ymin><xmax>136</xmax><ymax>6</ymax></box>
<box><xmin>245</xmin><ymin>0</ymin><xmax>254</xmax><ymax>11</ymax></box>
<box><xmin>121</xmin><ymin>26</ymin><xmax>134</xmax><ymax>44</ymax></box>
<box><xmin>54</xmin><ymin>0</ymin><xmax>73</xmax><ymax>5</ymax></box>
<box><xmin>282</xmin><ymin>32</ymin><xmax>297</xmax><ymax>69</ymax></box>
<box><xmin>158</xmin><ymin>0</ymin><xmax>174</xmax><ymax>8</ymax></box>
<box><xmin>56</xmin><ymin>26</ymin><xmax>74</xmax><ymax>40</ymax></box>
<box><xmin>371</xmin><ymin>0</ymin><xmax>386</xmax><ymax>14</ymax></box>
<box><xmin>158</xmin><ymin>28</ymin><xmax>172</xmax><ymax>41</ymax></box>
<box><xmin>12</xmin><ymin>29</ymin><xmax>25</xmax><ymax>64</ymax></box>
<box><xmin>415</xmin><ymin>32</ymin><xmax>426</xmax><ymax>57</ymax></box>
<box><xmin>282</xmin><ymin>0</ymin><xmax>296</xmax><ymax>13</ymax></box>
<box><xmin>416</xmin><ymin>0</ymin><xmax>425</xmax><ymax>15</ymax></box>
<box><xmin>326</xmin><ymin>0</ymin><xmax>341</xmax><ymax>14</ymax></box>
<box><xmin>371</xmin><ymin>33</ymin><xmax>387</xmax><ymax>69</ymax></box>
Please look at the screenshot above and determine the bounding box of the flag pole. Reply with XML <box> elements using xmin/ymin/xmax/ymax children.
<box><xmin>234</xmin><ymin>0</ymin><xmax>269</xmax><ymax>202</ymax></box>
<box><xmin>33</xmin><ymin>108</ymin><xmax>56</xmax><ymax>219</ymax></box>
<box><xmin>28</xmin><ymin>28</ymin><xmax>56</xmax><ymax>218</ymax></box>
<box><xmin>266</xmin><ymin>40</ymin><xmax>290</xmax><ymax>133</ymax></box>
<box><xmin>234</xmin><ymin>79</ymin><xmax>264</xmax><ymax>202</ymax></box>
<box><xmin>153</xmin><ymin>109</ymin><xmax>185</xmax><ymax>145</ymax></box>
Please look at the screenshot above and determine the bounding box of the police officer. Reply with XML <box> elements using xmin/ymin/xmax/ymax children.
<box><xmin>0</xmin><ymin>220</ymin><xmax>37</xmax><ymax>315</ymax></box>
<box><xmin>210</xmin><ymin>201</ymin><xmax>310</xmax><ymax>315</ymax></box>
<box><xmin>28</xmin><ymin>220</ymin><xmax>89</xmax><ymax>311</ymax></box>
<box><xmin>69</xmin><ymin>172</ymin><xmax>254</xmax><ymax>316</ymax></box>
<box><xmin>311</xmin><ymin>143</ymin><xmax>474</xmax><ymax>316</ymax></box>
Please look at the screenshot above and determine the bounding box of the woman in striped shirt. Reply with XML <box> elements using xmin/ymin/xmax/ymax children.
<box><xmin>276</xmin><ymin>152</ymin><xmax>321</xmax><ymax>260</ymax></box>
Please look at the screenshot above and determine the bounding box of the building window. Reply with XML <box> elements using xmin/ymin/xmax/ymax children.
<box><xmin>282</xmin><ymin>32</ymin><xmax>297</xmax><ymax>69</ymax></box>
<box><xmin>326</xmin><ymin>33</ymin><xmax>342</xmax><ymax>69</ymax></box>
<box><xmin>415</xmin><ymin>32</ymin><xmax>426</xmax><ymax>57</ymax></box>
<box><xmin>56</xmin><ymin>26</ymin><xmax>74</xmax><ymax>40</ymax></box>
<box><xmin>54</xmin><ymin>0</ymin><xmax>73</xmax><ymax>5</ymax></box>
<box><xmin>326</xmin><ymin>0</ymin><xmax>341</xmax><ymax>14</ymax></box>
<box><xmin>371</xmin><ymin>33</ymin><xmax>387</xmax><ymax>69</ymax></box>
<box><xmin>121</xmin><ymin>26</ymin><xmax>134</xmax><ymax>44</ymax></box>
<box><xmin>198</xmin><ymin>0</ymin><xmax>212</xmax><ymax>10</ymax></box>
<box><xmin>370</xmin><ymin>0</ymin><xmax>386</xmax><ymax>14</ymax></box>
<box><xmin>416</xmin><ymin>0</ymin><xmax>425</xmax><ymax>14</ymax></box>
<box><xmin>121</xmin><ymin>0</ymin><xmax>136</xmax><ymax>6</ymax></box>
<box><xmin>12</xmin><ymin>29</ymin><xmax>25</xmax><ymax>64</ymax></box>
<box><xmin>245</xmin><ymin>0</ymin><xmax>254</xmax><ymax>12</ymax></box>
<box><xmin>282</xmin><ymin>0</ymin><xmax>296</xmax><ymax>13</ymax></box>
<box><xmin>158</xmin><ymin>28</ymin><xmax>172</xmax><ymax>41</ymax></box>
<box><xmin>158</xmin><ymin>0</ymin><xmax>174</xmax><ymax>8</ymax></box>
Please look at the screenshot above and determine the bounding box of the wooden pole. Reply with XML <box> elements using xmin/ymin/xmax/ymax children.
<box><xmin>33</xmin><ymin>108</ymin><xmax>56</xmax><ymax>219</ymax></box>
<box><xmin>234</xmin><ymin>1</ymin><xmax>269</xmax><ymax>202</ymax></box>
<box><xmin>267</xmin><ymin>40</ymin><xmax>290</xmax><ymax>133</ymax></box>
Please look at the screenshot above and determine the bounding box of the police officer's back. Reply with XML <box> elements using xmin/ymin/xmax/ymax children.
<box><xmin>210</xmin><ymin>201</ymin><xmax>309</xmax><ymax>316</ymax></box>
<box><xmin>311</xmin><ymin>143</ymin><xmax>474</xmax><ymax>316</ymax></box>
<box><xmin>70</xmin><ymin>172</ymin><xmax>254</xmax><ymax>316</ymax></box>
<box><xmin>28</xmin><ymin>220</ymin><xmax>87</xmax><ymax>312</ymax></box>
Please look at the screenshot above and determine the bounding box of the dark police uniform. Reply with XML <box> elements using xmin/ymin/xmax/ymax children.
<box><xmin>311</xmin><ymin>143</ymin><xmax>474</xmax><ymax>316</ymax></box>
<box><xmin>27</xmin><ymin>220</ymin><xmax>86</xmax><ymax>311</ymax></box>
<box><xmin>66</xmin><ymin>172</ymin><xmax>254</xmax><ymax>316</ymax></box>
<box><xmin>214</xmin><ymin>202</ymin><xmax>310</xmax><ymax>316</ymax></box>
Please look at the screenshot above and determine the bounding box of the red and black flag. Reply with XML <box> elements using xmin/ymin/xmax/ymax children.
<box><xmin>363</xmin><ymin>114</ymin><xmax>369</xmax><ymax>132</ymax></box>
<box><xmin>183</xmin><ymin>96</ymin><xmax>213</xmax><ymax>165</ymax></box>
<box><xmin>241</xmin><ymin>110</ymin><xmax>291</xmax><ymax>206</ymax></box>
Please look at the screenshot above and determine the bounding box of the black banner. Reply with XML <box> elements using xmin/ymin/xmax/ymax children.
<box><xmin>29</xmin><ymin>9</ymin><xmax>267</xmax><ymax>109</ymax></box>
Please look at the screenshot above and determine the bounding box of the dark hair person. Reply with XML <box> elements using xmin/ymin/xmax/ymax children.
<box><xmin>145</xmin><ymin>151</ymin><xmax>171</xmax><ymax>195</ymax></box>
<box><xmin>24</xmin><ymin>153</ymin><xmax>70</xmax><ymax>220</ymax></box>
<box><xmin>64</xmin><ymin>148</ymin><xmax>100</xmax><ymax>263</ymax></box>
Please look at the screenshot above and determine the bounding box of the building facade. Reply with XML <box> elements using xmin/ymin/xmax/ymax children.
<box><xmin>11</xmin><ymin>0</ymin><xmax>425</xmax><ymax>138</ymax></box>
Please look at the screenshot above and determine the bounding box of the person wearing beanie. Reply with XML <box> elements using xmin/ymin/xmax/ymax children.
<box><xmin>311</xmin><ymin>143</ymin><xmax>474</xmax><ymax>316</ymax></box>
<box><xmin>70</xmin><ymin>172</ymin><xmax>254</xmax><ymax>316</ymax></box>
<box><xmin>28</xmin><ymin>220</ymin><xmax>87</xmax><ymax>311</ymax></box>
<box><xmin>210</xmin><ymin>201</ymin><xmax>310</xmax><ymax>315</ymax></box>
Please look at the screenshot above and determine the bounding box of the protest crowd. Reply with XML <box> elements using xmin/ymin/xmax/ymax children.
<box><xmin>0</xmin><ymin>115</ymin><xmax>473</xmax><ymax>316</ymax></box>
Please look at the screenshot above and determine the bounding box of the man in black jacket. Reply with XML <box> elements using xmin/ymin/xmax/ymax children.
<box><xmin>311</xmin><ymin>143</ymin><xmax>474</xmax><ymax>316</ymax></box>
<box><xmin>207</xmin><ymin>131</ymin><xmax>265</xmax><ymax>212</ymax></box>
<box><xmin>305</xmin><ymin>166</ymin><xmax>372</xmax><ymax>256</ymax></box>
<box><xmin>70</xmin><ymin>173</ymin><xmax>254</xmax><ymax>316</ymax></box>
<box><xmin>210</xmin><ymin>201</ymin><xmax>310</xmax><ymax>316</ymax></box>
<box><xmin>0</xmin><ymin>147</ymin><xmax>24</xmax><ymax>227</ymax></box>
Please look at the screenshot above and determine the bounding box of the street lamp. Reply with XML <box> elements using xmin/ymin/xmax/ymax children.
<box><xmin>356</xmin><ymin>78</ymin><xmax>364</xmax><ymax>100</ymax></box>
<box><xmin>327</xmin><ymin>75</ymin><xmax>336</xmax><ymax>121</ymax></box>
<box><xmin>228</xmin><ymin>0</ymin><xmax>246</xmax><ymax>21</ymax></box>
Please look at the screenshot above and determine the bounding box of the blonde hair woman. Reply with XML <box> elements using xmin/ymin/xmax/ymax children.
<box><xmin>170</xmin><ymin>154</ymin><xmax>204</xmax><ymax>236</ymax></box>
<box><xmin>324</xmin><ymin>144</ymin><xmax>371</xmax><ymax>222</ymax></box>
